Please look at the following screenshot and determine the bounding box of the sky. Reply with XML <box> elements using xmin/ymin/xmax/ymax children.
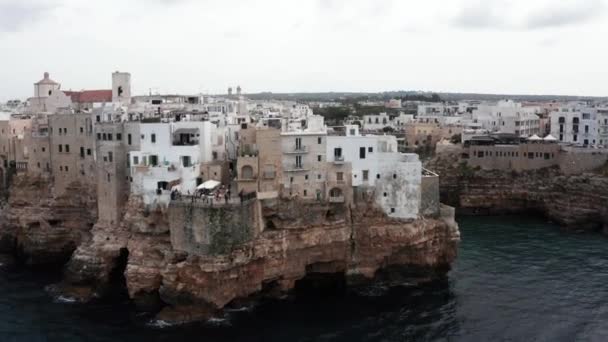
<box><xmin>1</xmin><ymin>0</ymin><xmax>607</xmax><ymax>101</ymax></box>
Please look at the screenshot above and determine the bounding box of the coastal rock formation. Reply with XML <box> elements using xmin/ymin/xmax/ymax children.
<box><xmin>426</xmin><ymin>152</ymin><xmax>608</xmax><ymax>232</ymax></box>
<box><xmin>0</xmin><ymin>175</ymin><xmax>96</xmax><ymax>266</ymax></box>
<box><xmin>58</xmin><ymin>197</ymin><xmax>459</xmax><ymax>323</ymax></box>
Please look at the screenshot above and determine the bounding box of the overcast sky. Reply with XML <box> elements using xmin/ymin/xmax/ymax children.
<box><xmin>1</xmin><ymin>0</ymin><xmax>607</xmax><ymax>101</ymax></box>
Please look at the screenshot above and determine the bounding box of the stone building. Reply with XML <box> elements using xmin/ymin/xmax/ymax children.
<box><xmin>48</xmin><ymin>114</ymin><xmax>97</xmax><ymax>194</ymax></box>
<box><xmin>236</xmin><ymin>127</ymin><xmax>283</xmax><ymax>198</ymax></box>
<box><xmin>462</xmin><ymin>133</ymin><xmax>560</xmax><ymax>171</ymax></box>
<box><xmin>95</xmin><ymin>121</ymin><xmax>141</xmax><ymax>226</ymax></box>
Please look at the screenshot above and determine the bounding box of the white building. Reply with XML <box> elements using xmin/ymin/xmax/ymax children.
<box><xmin>472</xmin><ymin>100</ymin><xmax>540</xmax><ymax>137</ymax></box>
<box><xmin>130</xmin><ymin>121</ymin><xmax>213</xmax><ymax>207</ymax></box>
<box><xmin>326</xmin><ymin>125</ymin><xmax>422</xmax><ymax>219</ymax></box>
<box><xmin>550</xmin><ymin>107</ymin><xmax>608</xmax><ymax>146</ymax></box>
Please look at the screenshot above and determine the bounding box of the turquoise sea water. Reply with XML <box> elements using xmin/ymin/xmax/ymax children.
<box><xmin>2</xmin><ymin>216</ymin><xmax>608</xmax><ymax>341</ymax></box>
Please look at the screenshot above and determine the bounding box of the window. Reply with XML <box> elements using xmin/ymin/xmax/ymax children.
<box><xmin>336</xmin><ymin>172</ymin><xmax>344</xmax><ymax>181</ymax></box>
<box><xmin>318</xmin><ymin>137</ymin><xmax>322</xmax><ymax>144</ymax></box>
<box><xmin>141</xmin><ymin>134</ymin><xmax>145</xmax><ymax>140</ymax></box>
<box><xmin>80</xmin><ymin>127</ymin><xmax>84</xmax><ymax>134</ymax></box>
<box><xmin>42</xmin><ymin>147</ymin><xmax>45</xmax><ymax>152</ymax></box>
<box><xmin>87</xmin><ymin>149</ymin><xmax>92</xmax><ymax>156</ymax></box>
<box><xmin>393</xmin><ymin>174</ymin><xmax>397</xmax><ymax>179</ymax></box>
<box><xmin>317</xmin><ymin>155</ymin><xmax>322</xmax><ymax>162</ymax></box>
<box><xmin>117</xmin><ymin>133</ymin><xmax>122</xmax><ymax>141</ymax></box>
<box><xmin>133</xmin><ymin>156</ymin><xmax>139</xmax><ymax>165</ymax></box>
<box><xmin>295</xmin><ymin>137</ymin><xmax>302</xmax><ymax>150</ymax></box>
<box><xmin>97</xmin><ymin>133</ymin><xmax>101</xmax><ymax>140</ymax></box>
<box><xmin>108</xmin><ymin>152</ymin><xmax>113</xmax><ymax>163</ymax></box>
<box><xmin>317</xmin><ymin>174</ymin><xmax>321</xmax><ymax>180</ymax></box>
<box><xmin>296</xmin><ymin>155</ymin><xmax>303</xmax><ymax>168</ymax></box>
<box><xmin>376</xmin><ymin>174</ymin><xmax>380</xmax><ymax>179</ymax></box>
<box><xmin>65</xmin><ymin>145</ymin><xmax>70</xmax><ymax>153</ymax></box>
<box><xmin>384</xmin><ymin>192</ymin><xmax>387</xmax><ymax>197</ymax></box>
<box><xmin>304</xmin><ymin>190</ymin><xmax>307</xmax><ymax>196</ymax></box>
<box><xmin>103</xmin><ymin>133</ymin><xmax>107</xmax><ymax>140</ymax></box>
<box><xmin>127</xmin><ymin>134</ymin><xmax>132</xmax><ymax>145</ymax></box>
<box><xmin>368</xmin><ymin>147</ymin><xmax>373</xmax><ymax>153</ymax></box>
<box><xmin>59</xmin><ymin>166</ymin><xmax>63</xmax><ymax>171</ymax></box>
<box><xmin>391</xmin><ymin>208</ymin><xmax>395</xmax><ymax>213</ymax></box>
<box><xmin>359</xmin><ymin>147</ymin><xmax>366</xmax><ymax>159</ymax></box>
<box><xmin>149</xmin><ymin>155</ymin><xmax>158</xmax><ymax>166</ymax></box>
<box><xmin>108</xmin><ymin>134</ymin><xmax>113</xmax><ymax>141</ymax></box>
<box><xmin>58</xmin><ymin>145</ymin><xmax>62</xmax><ymax>153</ymax></box>
<box><xmin>107</xmin><ymin>173</ymin><xmax>111</xmax><ymax>182</ymax></box>
<box><xmin>96</xmin><ymin>115</ymin><xmax>101</xmax><ymax>123</ymax></box>
<box><xmin>80</xmin><ymin>147</ymin><xmax>85</xmax><ymax>158</ymax></box>
<box><xmin>65</xmin><ymin>166</ymin><xmax>69</xmax><ymax>172</ymax></box>
<box><xmin>305</xmin><ymin>174</ymin><xmax>309</xmax><ymax>180</ymax></box>
<box><xmin>151</xmin><ymin>134</ymin><xmax>156</xmax><ymax>143</ymax></box>
<box><xmin>334</xmin><ymin>148</ymin><xmax>342</xmax><ymax>158</ymax></box>
<box><xmin>363</xmin><ymin>170</ymin><xmax>369</xmax><ymax>181</ymax></box>
<box><xmin>181</xmin><ymin>156</ymin><xmax>191</xmax><ymax>167</ymax></box>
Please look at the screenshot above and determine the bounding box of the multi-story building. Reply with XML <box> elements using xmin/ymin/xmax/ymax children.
<box><xmin>472</xmin><ymin>100</ymin><xmax>541</xmax><ymax>137</ymax></box>
<box><xmin>327</xmin><ymin>125</ymin><xmax>422</xmax><ymax>219</ymax></box>
<box><xmin>48</xmin><ymin>113</ymin><xmax>97</xmax><ymax>194</ymax></box>
<box><xmin>129</xmin><ymin>121</ymin><xmax>213</xmax><ymax>207</ymax></box>
<box><xmin>550</xmin><ymin>107</ymin><xmax>608</xmax><ymax>146</ymax></box>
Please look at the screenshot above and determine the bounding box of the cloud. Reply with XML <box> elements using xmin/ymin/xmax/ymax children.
<box><xmin>451</xmin><ymin>2</ymin><xmax>508</xmax><ymax>29</ymax></box>
<box><xmin>524</xmin><ymin>0</ymin><xmax>605</xmax><ymax>29</ymax></box>
<box><xmin>451</xmin><ymin>0</ymin><xmax>606</xmax><ymax>30</ymax></box>
<box><xmin>0</xmin><ymin>0</ymin><xmax>60</xmax><ymax>33</ymax></box>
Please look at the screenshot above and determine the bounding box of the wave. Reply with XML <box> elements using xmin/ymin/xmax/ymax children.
<box><xmin>54</xmin><ymin>295</ymin><xmax>78</xmax><ymax>304</ymax></box>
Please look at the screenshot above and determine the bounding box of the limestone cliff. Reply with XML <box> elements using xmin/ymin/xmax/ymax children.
<box><xmin>0</xmin><ymin>175</ymin><xmax>97</xmax><ymax>266</ymax></box>
<box><xmin>59</xmin><ymin>197</ymin><xmax>459</xmax><ymax>324</ymax></box>
<box><xmin>426</xmin><ymin>152</ymin><xmax>608</xmax><ymax>232</ymax></box>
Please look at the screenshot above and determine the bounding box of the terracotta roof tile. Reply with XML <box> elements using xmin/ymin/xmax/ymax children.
<box><xmin>64</xmin><ymin>90</ymin><xmax>112</xmax><ymax>103</ymax></box>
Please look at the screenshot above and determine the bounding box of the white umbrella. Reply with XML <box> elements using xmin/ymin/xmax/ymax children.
<box><xmin>543</xmin><ymin>134</ymin><xmax>557</xmax><ymax>141</ymax></box>
<box><xmin>197</xmin><ymin>180</ymin><xmax>221</xmax><ymax>190</ymax></box>
<box><xmin>171</xmin><ymin>184</ymin><xmax>181</xmax><ymax>192</ymax></box>
<box><xmin>527</xmin><ymin>134</ymin><xmax>542</xmax><ymax>141</ymax></box>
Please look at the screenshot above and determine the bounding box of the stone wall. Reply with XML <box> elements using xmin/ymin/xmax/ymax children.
<box><xmin>169</xmin><ymin>199</ymin><xmax>258</xmax><ymax>255</ymax></box>
<box><xmin>558</xmin><ymin>148</ymin><xmax>608</xmax><ymax>175</ymax></box>
<box><xmin>420</xmin><ymin>174</ymin><xmax>440</xmax><ymax>218</ymax></box>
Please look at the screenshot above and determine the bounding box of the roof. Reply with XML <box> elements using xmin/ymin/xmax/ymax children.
<box><xmin>35</xmin><ymin>72</ymin><xmax>59</xmax><ymax>85</ymax></box>
<box><xmin>64</xmin><ymin>90</ymin><xmax>112</xmax><ymax>103</ymax></box>
<box><xmin>528</xmin><ymin>134</ymin><xmax>542</xmax><ymax>141</ymax></box>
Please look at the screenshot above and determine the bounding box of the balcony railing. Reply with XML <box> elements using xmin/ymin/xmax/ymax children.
<box><xmin>285</xmin><ymin>164</ymin><xmax>309</xmax><ymax>172</ymax></box>
<box><xmin>334</xmin><ymin>155</ymin><xmax>345</xmax><ymax>163</ymax></box>
<box><xmin>285</xmin><ymin>146</ymin><xmax>308</xmax><ymax>154</ymax></box>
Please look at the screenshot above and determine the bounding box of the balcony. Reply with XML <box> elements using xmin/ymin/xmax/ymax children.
<box><xmin>238</xmin><ymin>176</ymin><xmax>257</xmax><ymax>182</ymax></box>
<box><xmin>285</xmin><ymin>146</ymin><xmax>308</xmax><ymax>154</ymax></box>
<box><xmin>285</xmin><ymin>164</ymin><xmax>309</xmax><ymax>172</ymax></box>
<box><xmin>333</xmin><ymin>155</ymin><xmax>345</xmax><ymax>164</ymax></box>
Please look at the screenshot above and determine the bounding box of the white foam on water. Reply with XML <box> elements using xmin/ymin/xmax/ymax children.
<box><xmin>55</xmin><ymin>295</ymin><xmax>77</xmax><ymax>303</ymax></box>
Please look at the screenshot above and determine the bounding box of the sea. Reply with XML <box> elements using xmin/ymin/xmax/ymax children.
<box><xmin>2</xmin><ymin>215</ymin><xmax>608</xmax><ymax>341</ymax></box>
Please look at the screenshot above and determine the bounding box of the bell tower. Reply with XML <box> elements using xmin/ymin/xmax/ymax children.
<box><xmin>112</xmin><ymin>71</ymin><xmax>131</xmax><ymax>105</ymax></box>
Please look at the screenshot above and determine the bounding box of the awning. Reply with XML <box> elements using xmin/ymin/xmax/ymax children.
<box><xmin>527</xmin><ymin>134</ymin><xmax>541</xmax><ymax>141</ymax></box>
<box><xmin>197</xmin><ymin>180</ymin><xmax>221</xmax><ymax>190</ymax></box>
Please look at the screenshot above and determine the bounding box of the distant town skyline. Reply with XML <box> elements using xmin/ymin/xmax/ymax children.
<box><xmin>1</xmin><ymin>0</ymin><xmax>607</xmax><ymax>102</ymax></box>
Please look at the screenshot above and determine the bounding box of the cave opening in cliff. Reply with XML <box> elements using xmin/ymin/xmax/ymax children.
<box><xmin>295</xmin><ymin>262</ymin><xmax>347</xmax><ymax>297</ymax></box>
<box><xmin>107</xmin><ymin>248</ymin><xmax>130</xmax><ymax>300</ymax></box>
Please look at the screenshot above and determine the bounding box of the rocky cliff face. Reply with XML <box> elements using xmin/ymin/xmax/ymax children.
<box><xmin>0</xmin><ymin>175</ymin><xmax>97</xmax><ymax>266</ymax></box>
<box><xmin>58</xmin><ymin>197</ymin><xmax>459</xmax><ymax>324</ymax></box>
<box><xmin>426</xmin><ymin>152</ymin><xmax>608</xmax><ymax>233</ymax></box>
<box><xmin>0</xmin><ymin>173</ymin><xmax>459</xmax><ymax>324</ymax></box>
